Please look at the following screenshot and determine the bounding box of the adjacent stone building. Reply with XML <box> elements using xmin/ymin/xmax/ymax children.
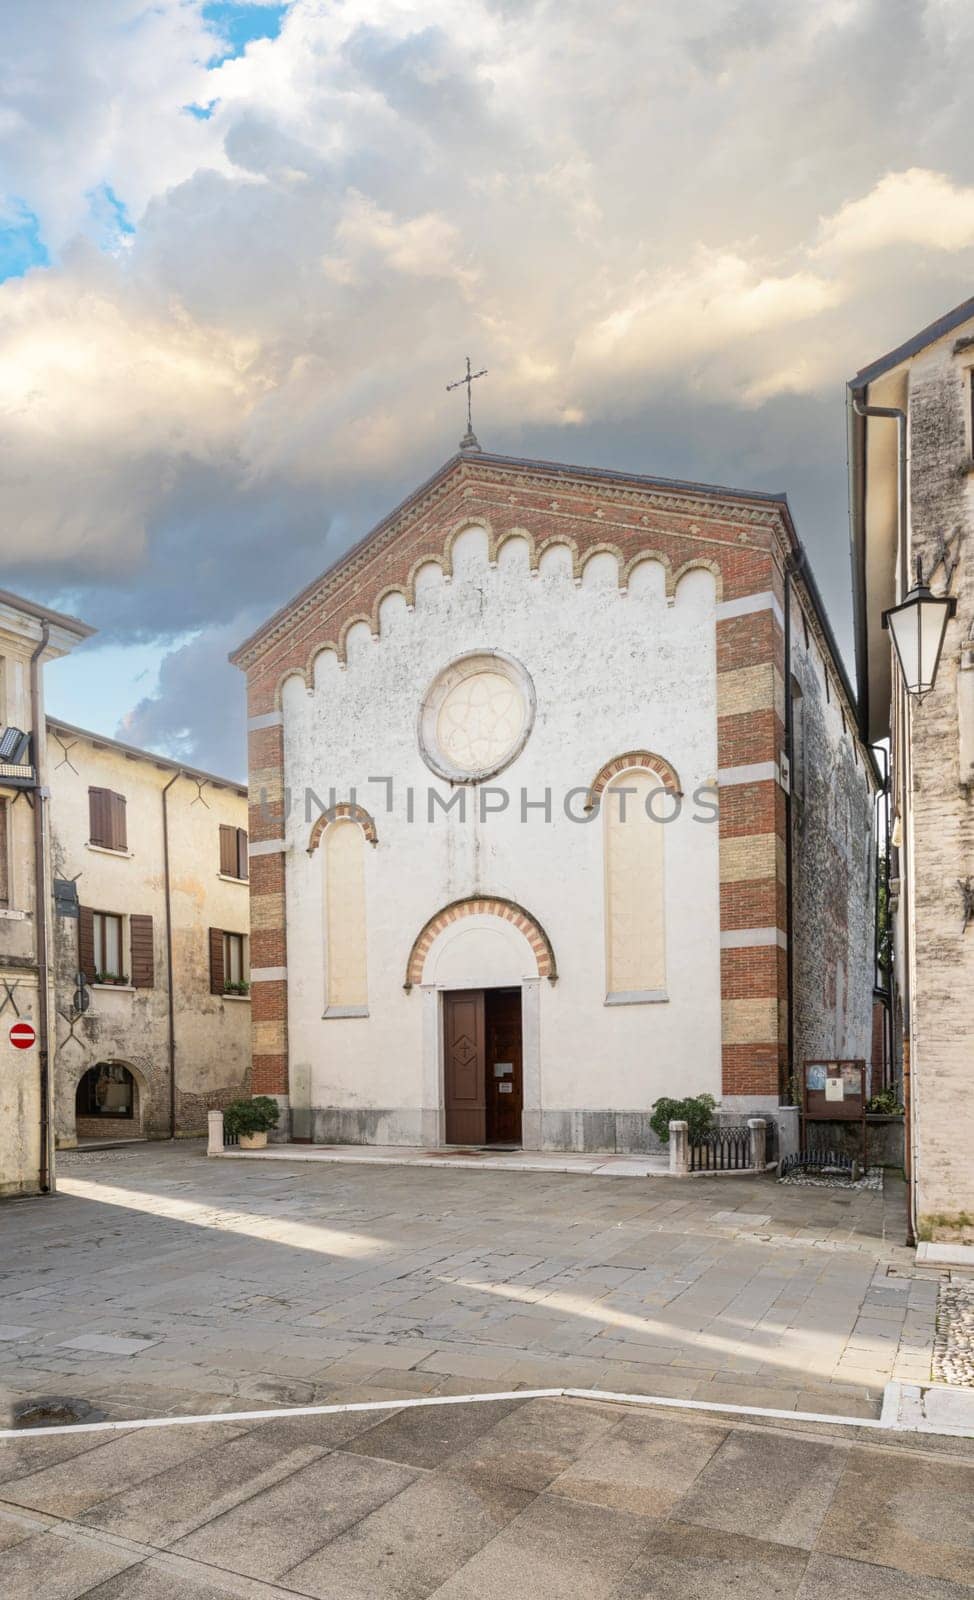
<box><xmin>0</xmin><ymin>590</ymin><xmax>94</xmax><ymax>1196</ymax></box>
<box><xmin>850</xmin><ymin>294</ymin><xmax>974</xmax><ymax>1235</ymax></box>
<box><xmin>47</xmin><ymin>720</ymin><xmax>252</xmax><ymax>1147</ymax></box>
<box><xmin>232</xmin><ymin>446</ymin><xmax>878</xmax><ymax>1152</ymax></box>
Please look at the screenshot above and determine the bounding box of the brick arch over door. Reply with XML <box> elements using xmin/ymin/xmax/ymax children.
<box><xmin>404</xmin><ymin>896</ymin><xmax>557</xmax><ymax>989</ymax></box>
<box><xmin>586</xmin><ymin>750</ymin><xmax>683</xmax><ymax>809</ymax></box>
<box><xmin>307</xmin><ymin>802</ymin><xmax>378</xmax><ymax>854</ymax></box>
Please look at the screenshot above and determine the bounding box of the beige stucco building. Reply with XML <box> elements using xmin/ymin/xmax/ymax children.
<box><xmin>47</xmin><ymin>720</ymin><xmax>252</xmax><ymax>1148</ymax></box>
<box><xmin>850</xmin><ymin>294</ymin><xmax>974</xmax><ymax>1238</ymax></box>
<box><xmin>0</xmin><ymin>590</ymin><xmax>94</xmax><ymax>1197</ymax></box>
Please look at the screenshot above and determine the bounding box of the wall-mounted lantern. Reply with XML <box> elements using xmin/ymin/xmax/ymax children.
<box><xmin>882</xmin><ymin>556</ymin><xmax>957</xmax><ymax>699</ymax></box>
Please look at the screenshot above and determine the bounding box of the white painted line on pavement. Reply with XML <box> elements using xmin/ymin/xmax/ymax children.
<box><xmin>3</xmin><ymin>1379</ymin><xmax>969</xmax><ymax>1443</ymax></box>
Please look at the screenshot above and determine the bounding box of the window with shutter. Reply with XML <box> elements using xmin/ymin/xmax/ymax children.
<box><xmin>209</xmin><ymin>926</ymin><xmax>224</xmax><ymax>994</ymax></box>
<box><xmin>219</xmin><ymin>825</ymin><xmax>237</xmax><ymax>876</ymax></box>
<box><xmin>109</xmin><ymin>791</ymin><xmax>127</xmax><ymax>851</ymax></box>
<box><xmin>78</xmin><ymin>905</ymin><xmax>95</xmax><ymax>983</ymax></box>
<box><xmin>130</xmin><ymin>914</ymin><xmax>154</xmax><ymax>988</ymax></box>
<box><xmin>93</xmin><ymin>911</ymin><xmax>124</xmax><ymax>979</ymax></box>
<box><xmin>89</xmin><ymin>788</ymin><xmax>127</xmax><ymax>851</ymax></box>
<box><xmin>237</xmin><ymin>827</ymin><xmax>249</xmax><ymax>880</ymax></box>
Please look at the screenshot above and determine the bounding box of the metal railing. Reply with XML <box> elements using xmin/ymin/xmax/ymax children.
<box><xmin>780</xmin><ymin>1147</ymin><xmax>856</xmax><ymax>1179</ymax></box>
<box><xmin>689</xmin><ymin>1125</ymin><xmax>751</xmax><ymax>1172</ymax></box>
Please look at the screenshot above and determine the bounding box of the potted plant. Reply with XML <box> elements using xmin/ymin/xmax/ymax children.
<box><xmin>223</xmin><ymin>979</ymin><xmax>250</xmax><ymax>996</ymax></box>
<box><xmin>223</xmin><ymin>1095</ymin><xmax>280</xmax><ymax>1150</ymax></box>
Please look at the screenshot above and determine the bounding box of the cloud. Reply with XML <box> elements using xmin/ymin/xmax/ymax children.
<box><xmin>119</xmin><ymin>622</ymin><xmax>252</xmax><ymax>780</ymax></box>
<box><xmin>817</xmin><ymin>168</ymin><xmax>974</xmax><ymax>257</ymax></box>
<box><xmin>3</xmin><ymin>0</ymin><xmax>974</xmax><ymax>773</ymax></box>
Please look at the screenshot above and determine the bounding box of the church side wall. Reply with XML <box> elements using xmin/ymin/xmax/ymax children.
<box><xmin>789</xmin><ymin>589</ymin><xmax>877</xmax><ymax>1091</ymax></box>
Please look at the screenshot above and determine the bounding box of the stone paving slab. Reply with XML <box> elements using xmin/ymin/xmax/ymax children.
<box><xmin>0</xmin><ymin>1398</ymin><xmax>972</xmax><ymax>1598</ymax></box>
<box><xmin>0</xmin><ymin>1142</ymin><xmax>935</xmax><ymax>1435</ymax></box>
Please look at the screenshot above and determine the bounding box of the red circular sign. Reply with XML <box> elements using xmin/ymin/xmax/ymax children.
<box><xmin>10</xmin><ymin>1022</ymin><xmax>36</xmax><ymax>1050</ymax></box>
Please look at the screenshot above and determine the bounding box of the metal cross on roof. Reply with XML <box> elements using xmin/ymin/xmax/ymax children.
<box><xmin>446</xmin><ymin>356</ymin><xmax>487</xmax><ymax>453</ymax></box>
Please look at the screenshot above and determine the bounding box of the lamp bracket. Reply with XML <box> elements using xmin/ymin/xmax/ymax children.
<box><xmin>925</xmin><ymin>526</ymin><xmax>962</xmax><ymax>593</ymax></box>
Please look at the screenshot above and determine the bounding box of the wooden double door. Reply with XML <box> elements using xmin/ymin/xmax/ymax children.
<box><xmin>443</xmin><ymin>987</ymin><xmax>523</xmax><ymax>1146</ymax></box>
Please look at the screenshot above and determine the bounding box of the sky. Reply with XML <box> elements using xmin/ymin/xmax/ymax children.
<box><xmin>3</xmin><ymin>0</ymin><xmax>974</xmax><ymax>780</ymax></box>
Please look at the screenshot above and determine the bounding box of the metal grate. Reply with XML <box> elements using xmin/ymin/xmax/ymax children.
<box><xmin>780</xmin><ymin>1147</ymin><xmax>855</xmax><ymax>1178</ymax></box>
<box><xmin>689</xmin><ymin>1126</ymin><xmax>751</xmax><ymax>1172</ymax></box>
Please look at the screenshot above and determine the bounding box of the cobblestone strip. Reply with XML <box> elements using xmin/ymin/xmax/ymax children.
<box><xmin>933</xmin><ymin>1281</ymin><xmax>974</xmax><ymax>1387</ymax></box>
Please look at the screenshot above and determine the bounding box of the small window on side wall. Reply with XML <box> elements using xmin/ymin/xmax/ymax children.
<box><xmin>219</xmin><ymin>824</ymin><xmax>249</xmax><ymax>880</ymax></box>
<box><xmin>89</xmin><ymin>787</ymin><xmax>127</xmax><ymax>852</ymax></box>
<box><xmin>210</xmin><ymin>927</ymin><xmax>248</xmax><ymax>995</ymax></box>
<box><xmin>93</xmin><ymin>911</ymin><xmax>124</xmax><ymax>981</ymax></box>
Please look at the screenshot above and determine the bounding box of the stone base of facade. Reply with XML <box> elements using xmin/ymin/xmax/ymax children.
<box><xmin>293</xmin><ymin>1101</ymin><xmax>802</xmax><ymax>1156</ymax></box>
<box><xmin>298</xmin><ymin>1105</ymin><xmax>666</xmax><ymax>1154</ymax></box>
<box><xmin>539</xmin><ymin>1110</ymin><xmax>663</xmax><ymax>1154</ymax></box>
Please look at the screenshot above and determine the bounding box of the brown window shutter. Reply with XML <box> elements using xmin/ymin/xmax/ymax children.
<box><xmin>78</xmin><ymin>906</ymin><xmax>95</xmax><ymax>983</ymax></box>
<box><xmin>219</xmin><ymin>824</ymin><xmax>237</xmax><ymax>876</ymax></box>
<box><xmin>209</xmin><ymin>926</ymin><xmax>224</xmax><ymax>994</ymax></box>
<box><xmin>109</xmin><ymin>791</ymin><xmax>127</xmax><ymax>852</ymax></box>
<box><xmin>89</xmin><ymin>788</ymin><xmax>108</xmax><ymax>846</ymax></box>
<box><xmin>237</xmin><ymin>828</ymin><xmax>249</xmax><ymax>881</ymax></box>
<box><xmin>130</xmin><ymin>914</ymin><xmax>154</xmax><ymax>988</ymax></box>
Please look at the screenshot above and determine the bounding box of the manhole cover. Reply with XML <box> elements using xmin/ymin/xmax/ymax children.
<box><xmin>10</xmin><ymin>1396</ymin><xmax>103</xmax><ymax>1429</ymax></box>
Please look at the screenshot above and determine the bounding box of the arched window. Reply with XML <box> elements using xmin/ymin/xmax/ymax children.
<box><xmin>603</xmin><ymin>768</ymin><xmax>667</xmax><ymax>1003</ymax></box>
<box><xmin>324</xmin><ymin>819</ymin><xmax>368</xmax><ymax>1014</ymax></box>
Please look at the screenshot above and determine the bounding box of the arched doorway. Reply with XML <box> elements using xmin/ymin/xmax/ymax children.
<box><xmin>409</xmin><ymin>896</ymin><xmax>556</xmax><ymax>1150</ymax></box>
<box><xmin>74</xmin><ymin>1063</ymin><xmax>142</xmax><ymax>1144</ymax></box>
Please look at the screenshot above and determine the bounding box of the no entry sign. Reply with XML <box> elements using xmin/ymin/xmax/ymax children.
<box><xmin>9</xmin><ymin>1021</ymin><xmax>36</xmax><ymax>1050</ymax></box>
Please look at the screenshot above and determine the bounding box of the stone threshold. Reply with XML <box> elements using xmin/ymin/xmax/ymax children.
<box><xmin>216</xmin><ymin>1142</ymin><xmax>670</xmax><ymax>1177</ymax></box>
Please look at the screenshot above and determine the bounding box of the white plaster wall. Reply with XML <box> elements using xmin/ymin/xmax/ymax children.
<box><xmin>282</xmin><ymin>525</ymin><xmax>721</xmax><ymax>1142</ymax></box>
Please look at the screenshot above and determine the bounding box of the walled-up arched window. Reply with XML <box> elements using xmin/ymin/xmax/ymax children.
<box><xmin>603</xmin><ymin>768</ymin><xmax>667</xmax><ymax>1002</ymax></box>
<box><xmin>324</xmin><ymin>819</ymin><xmax>368</xmax><ymax>1013</ymax></box>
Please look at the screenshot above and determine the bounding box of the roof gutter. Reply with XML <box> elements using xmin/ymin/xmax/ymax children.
<box><xmin>848</xmin><ymin>388</ymin><xmax>909</xmax><ymax>744</ymax></box>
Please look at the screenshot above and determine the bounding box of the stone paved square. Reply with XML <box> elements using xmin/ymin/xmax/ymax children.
<box><xmin>0</xmin><ymin>1141</ymin><xmax>936</xmax><ymax>1426</ymax></box>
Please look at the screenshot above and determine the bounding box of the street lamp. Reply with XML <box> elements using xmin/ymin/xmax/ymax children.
<box><xmin>882</xmin><ymin>555</ymin><xmax>957</xmax><ymax>699</ymax></box>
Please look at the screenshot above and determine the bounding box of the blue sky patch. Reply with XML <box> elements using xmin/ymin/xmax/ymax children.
<box><xmin>87</xmin><ymin>184</ymin><xmax>136</xmax><ymax>250</ymax></box>
<box><xmin>203</xmin><ymin>2</ymin><xmax>289</xmax><ymax>58</ymax></box>
<box><xmin>0</xmin><ymin>200</ymin><xmax>49</xmax><ymax>282</ymax></box>
<box><xmin>184</xmin><ymin>99</ymin><xmax>219</xmax><ymax>120</ymax></box>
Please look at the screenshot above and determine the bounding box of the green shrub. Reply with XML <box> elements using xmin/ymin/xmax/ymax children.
<box><xmin>650</xmin><ymin>1093</ymin><xmax>717</xmax><ymax>1144</ymax></box>
<box><xmin>866</xmin><ymin>1089</ymin><xmax>904</xmax><ymax>1115</ymax></box>
<box><xmin>223</xmin><ymin>1096</ymin><xmax>280</xmax><ymax>1137</ymax></box>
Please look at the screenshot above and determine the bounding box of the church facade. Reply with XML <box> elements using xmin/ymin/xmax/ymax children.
<box><xmin>232</xmin><ymin>449</ymin><xmax>877</xmax><ymax>1152</ymax></box>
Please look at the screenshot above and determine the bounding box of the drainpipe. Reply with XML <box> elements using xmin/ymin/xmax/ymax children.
<box><xmin>782</xmin><ymin>548</ymin><xmax>805</xmax><ymax>1105</ymax></box>
<box><xmin>851</xmin><ymin>391</ymin><xmax>914</xmax><ymax>1241</ymax></box>
<box><xmin>869</xmin><ymin>742</ymin><xmax>892</xmax><ymax>1087</ymax></box>
<box><xmin>28</xmin><ymin>624</ymin><xmax>52</xmax><ymax>1192</ymax></box>
<box><xmin>161</xmin><ymin>772</ymin><xmax>181</xmax><ymax>1139</ymax></box>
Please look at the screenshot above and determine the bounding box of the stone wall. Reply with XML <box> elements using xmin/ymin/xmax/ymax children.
<box><xmin>900</xmin><ymin>337</ymin><xmax>974</xmax><ymax>1224</ymax></box>
<box><xmin>790</xmin><ymin>589</ymin><xmax>877</xmax><ymax>1087</ymax></box>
